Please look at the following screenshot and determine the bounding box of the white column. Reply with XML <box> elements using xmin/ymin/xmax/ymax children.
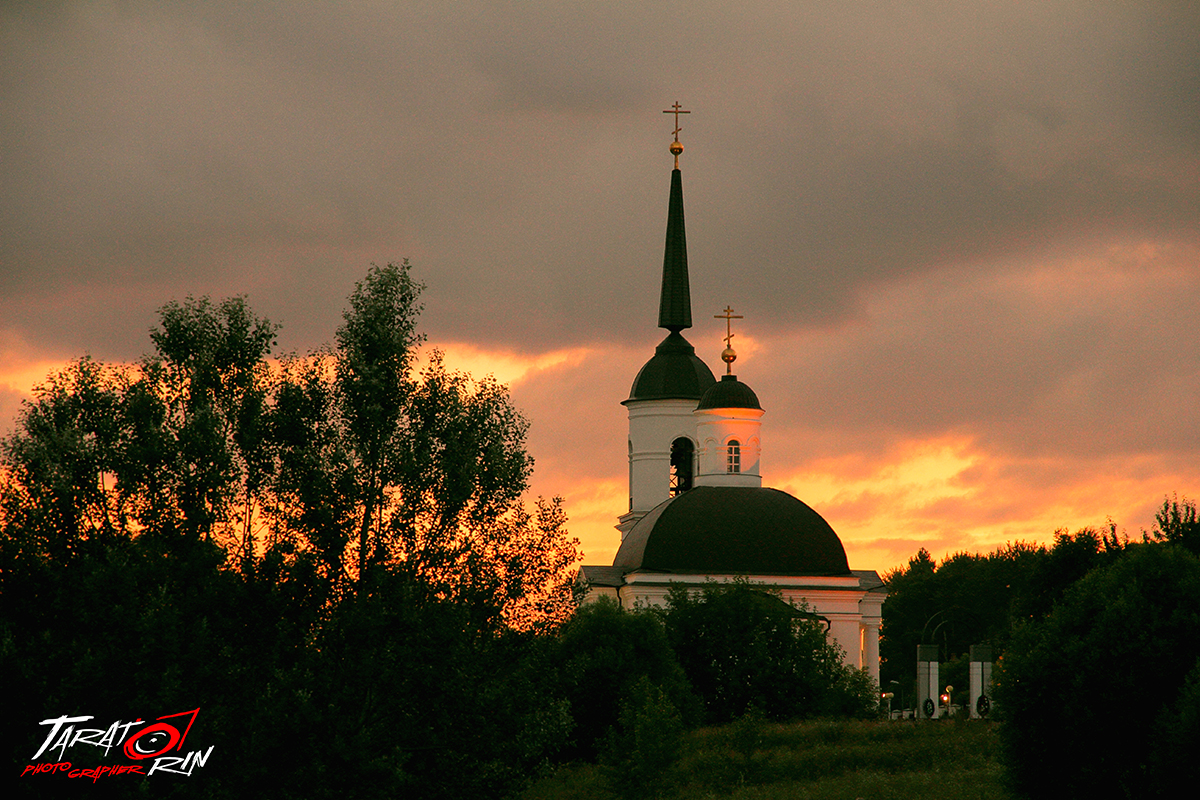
<box><xmin>917</xmin><ymin>644</ymin><xmax>939</xmax><ymax>720</ymax></box>
<box><xmin>969</xmin><ymin>645</ymin><xmax>993</xmax><ymax>718</ymax></box>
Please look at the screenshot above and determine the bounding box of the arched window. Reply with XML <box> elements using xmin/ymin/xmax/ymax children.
<box><xmin>669</xmin><ymin>437</ymin><xmax>694</xmax><ymax>496</ymax></box>
<box><xmin>727</xmin><ymin>439</ymin><xmax>741</xmax><ymax>473</ymax></box>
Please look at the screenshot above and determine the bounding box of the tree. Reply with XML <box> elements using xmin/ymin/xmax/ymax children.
<box><xmin>241</xmin><ymin>572</ymin><xmax>571</xmax><ymax>800</ymax></box>
<box><xmin>996</xmin><ymin>544</ymin><xmax>1200</xmax><ymax>799</ymax></box>
<box><xmin>266</xmin><ymin>262</ymin><xmax>577</xmax><ymax>620</ymax></box>
<box><xmin>662</xmin><ymin>581</ymin><xmax>878</xmax><ymax>725</ymax></box>
<box><xmin>1145</xmin><ymin>659</ymin><xmax>1200</xmax><ymax>792</ymax></box>
<box><xmin>1149</xmin><ymin>493</ymin><xmax>1200</xmax><ymax>555</ymax></box>
<box><xmin>1017</xmin><ymin>525</ymin><xmax>1126</xmax><ymax>620</ymax></box>
<box><xmin>0</xmin><ymin>295</ymin><xmax>280</xmax><ymax>562</ymax></box>
<box><xmin>552</xmin><ymin>598</ymin><xmax>695</xmax><ymax>759</ymax></box>
<box><xmin>333</xmin><ymin>263</ymin><xmax>424</xmax><ymax>580</ymax></box>
<box><xmin>143</xmin><ymin>295</ymin><xmax>278</xmax><ymax>554</ymax></box>
<box><xmin>600</xmin><ymin>676</ymin><xmax>686</xmax><ymax>799</ymax></box>
<box><xmin>0</xmin><ymin>356</ymin><xmax>128</xmax><ymax>563</ymax></box>
<box><xmin>879</xmin><ymin>532</ymin><xmax>1125</xmax><ymax>702</ymax></box>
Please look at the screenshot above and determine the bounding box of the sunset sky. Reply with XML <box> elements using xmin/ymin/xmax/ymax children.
<box><xmin>3</xmin><ymin>2</ymin><xmax>1199</xmax><ymax>574</ymax></box>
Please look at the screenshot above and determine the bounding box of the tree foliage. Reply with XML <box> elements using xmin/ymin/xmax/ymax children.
<box><xmin>1148</xmin><ymin>493</ymin><xmax>1200</xmax><ymax>555</ymax></box>
<box><xmin>1</xmin><ymin>262</ymin><xmax>580</xmax><ymax>799</ymax></box>
<box><xmin>996</xmin><ymin>543</ymin><xmax>1200</xmax><ymax>799</ymax></box>
<box><xmin>600</xmin><ymin>676</ymin><xmax>686</xmax><ymax>799</ymax></box>
<box><xmin>551</xmin><ymin>597</ymin><xmax>695</xmax><ymax>760</ymax></box>
<box><xmin>256</xmin><ymin>264</ymin><xmax>574</xmax><ymax>625</ymax></box>
<box><xmin>879</xmin><ymin>528</ymin><xmax>1127</xmax><ymax>696</ymax></box>
<box><xmin>662</xmin><ymin>581</ymin><xmax>879</xmax><ymax>725</ymax></box>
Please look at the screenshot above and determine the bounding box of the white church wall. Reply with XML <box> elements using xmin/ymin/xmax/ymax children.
<box><xmin>625</xmin><ymin>399</ymin><xmax>700</xmax><ymax>522</ymax></box>
<box><xmin>694</xmin><ymin>406</ymin><xmax>763</xmax><ymax>486</ymax></box>
<box><xmin>581</xmin><ymin>584</ymin><xmax>620</xmax><ymax>604</ymax></box>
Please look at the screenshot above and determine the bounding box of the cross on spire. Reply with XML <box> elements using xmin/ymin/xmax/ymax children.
<box><xmin>715</xmin><ymin>305</ymin><xmax>744</xmax><ymax>374</ymax></box>
<box><xmin>663</xmin><ymin>101</ymin><xmax>690</xmax><ymax>168</ymax></box>
<box><xmin>715</xmin><ymin>305</ymin><xmax>743</xmax><ymax>348</ymax></box>
<box><xmin>663</xmin><ymin>101</ymin><xmax>690</xmax><ymax>141</ymax></box>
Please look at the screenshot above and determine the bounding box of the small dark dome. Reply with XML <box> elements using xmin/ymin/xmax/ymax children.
<box><xmin>614</xmin><ymin>486</ymin><xmax>851</xmax><ymax>576</ymax></box>
<box><xmin>625</xmin><ymin>332</ymin><xmax>717</xmax><ymax>404</ymax></box>
<box><xmin>696</xmin><ymin>373</ymin><xmax>761</xmax><ymax>410</ymax></box>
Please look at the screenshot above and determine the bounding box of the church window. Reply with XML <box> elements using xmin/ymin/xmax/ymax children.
<box><xmin>669</xmin><ymin>437</ymin><xmax>694</xmax><ymax>495</ymax></box>
<box><xmin>727</xmin><ymin>439</ymin><xmax>741</xmax><ymax>473</ymax></box>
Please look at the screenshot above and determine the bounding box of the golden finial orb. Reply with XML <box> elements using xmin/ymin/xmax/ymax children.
<box><xmin>715</xmin><ymin>305</ymin><xmax>744</xmax><ymax>375</ymax></box>
<box><xmin>664</xmin><ymin>102</ymin><xmax>690</xmax><ymax>168</ymax></box>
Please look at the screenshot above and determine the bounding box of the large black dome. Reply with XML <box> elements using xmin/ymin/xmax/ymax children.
<box><xmin>625</xmin><ymin>331</ymin><xmax>716</xmax><ymax>403</ymax></box>
<box><xmin>613</xmin><ymin>486</ymin><xmax>851</xmax><ymax>576</ymax></box>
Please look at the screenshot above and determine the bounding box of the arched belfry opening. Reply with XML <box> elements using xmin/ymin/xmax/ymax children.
<box><xmin>669</xmin><ymin>437</ymin><xmax>694</xmax><ymax>496</ymax></box>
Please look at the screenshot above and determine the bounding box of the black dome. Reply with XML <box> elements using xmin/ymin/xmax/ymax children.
<box><xmin>697</xmin><ymin>374</ymin><xmax>761</xmax><ymax>410</ymax></box>
<box><xmin>625</xmin><ymin>331</ymin><xmax>716</xmax><ymax>403</ymax></box>
<box><xmin>613</xmin><ymin>486</ymin><xmax>851</xmax><ymax>576</ymax></box>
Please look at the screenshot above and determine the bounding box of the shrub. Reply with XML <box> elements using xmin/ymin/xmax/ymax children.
<box><xmin>600</xmin><ymin>676</ymin><xmax>685</xmax><ymax>799</ymax></box>
<box><xmin>553</xmin><ymin>598</ymin><xmax>696</xmax><ymax>759</ymax></box>
<box><xmin>661</xmin><ymin>581</ymin><xmax>878</xmax><ymax>725</ymax></box>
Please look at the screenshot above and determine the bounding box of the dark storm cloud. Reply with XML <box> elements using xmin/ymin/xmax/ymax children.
<box><xmin>4</xmin><ymin>2</ymin><xmax>1197</xmax><ymax>356</ymax></box>
<box><xmin>761</xmin><ymin>241</ymin><xmax>1200</xmax><ymax>464</ymax></box>
<box><xmin>686</xmin><ymin>3</ymin><xmax>1200</xmax><ymax>335</ymax></box>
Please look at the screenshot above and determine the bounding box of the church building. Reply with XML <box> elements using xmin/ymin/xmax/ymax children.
<box><xmin>578</xmin><ymin>110</ymin><xmax>886</xmax><ymax>683</ymax></box>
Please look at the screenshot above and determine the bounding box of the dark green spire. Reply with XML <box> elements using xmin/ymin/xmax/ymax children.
<box><xmin>658</xmin><ymin>168</ymin><xmax>692</xmax><ymax>331</ymax></box>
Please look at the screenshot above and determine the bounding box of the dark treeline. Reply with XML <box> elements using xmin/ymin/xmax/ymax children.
<box><xmin>881</xmin><ymin>502</ymin><xmax>1200</xmax><ymax>696</ymax></box>
<box><xmin>881</xmin><ymin>498</ymin><xmax>1200</xmax><ymax>798</ymax></box>
<box><xmin>1</xmin><ymin>263</ymin><xmax>876</xmax><ymax>800</ymax></box>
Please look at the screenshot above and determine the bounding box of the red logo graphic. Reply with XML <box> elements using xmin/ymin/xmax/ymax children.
<box><xmin>122</xmin><ymin>709</ymin><xmax>198</xmax><ymax>760</ymax></box>
<box><xmin>24</xmin><ymin>708</ymin><xmax>212</xmax><ymax>780</ymax></box>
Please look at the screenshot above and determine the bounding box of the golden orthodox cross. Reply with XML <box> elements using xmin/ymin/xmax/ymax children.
<box><xmin>663</xmin><ymin>102</ymin><xmax>690</xmax><ymax>168</ymax></box>
<box><xmin>663</xmin><ymin>101</ymin><xmax>690</xmax><ymax>142</ymax></box>
<box><xmin>715</xmin><ymin>305</ymin><xmax>743</xmax><ymax>349</ymax></box>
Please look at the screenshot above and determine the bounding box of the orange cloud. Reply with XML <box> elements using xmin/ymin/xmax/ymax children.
<box><xmin>418</xmin><ymin>342</ymin><xmax>598</xmax><ymax>387</ymax></box>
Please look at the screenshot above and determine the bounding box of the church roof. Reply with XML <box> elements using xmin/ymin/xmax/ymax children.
<box><xmin>658</xmin><ymin>168</ymin><xmax>691</xmax><ymax>332</ymax></box>
<box><xmin>852</xmin><ymin>570</ymin><xmax>887</xmax><ymax>593</ymax></box>
<box><xmin>625</xmin><ymin>331</ymin><xmax>717</xmax><ymax>403</ymax></box>
<box><xmin>697</xmin><ymin>373</ymin><xmax>762</xmax><ymax>410</ymax></box>
<box><xmin>613</xmin><ymin>486</ymin><xmax>852</xmax><ymax>576</ymax></box>
<box><xmin>577</xmin><ymin>565</ymin><xmax>627</xmax><ymax>588</ymax></box>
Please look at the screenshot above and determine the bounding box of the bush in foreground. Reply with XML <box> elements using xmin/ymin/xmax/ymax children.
<box><xmin>662</xmin><ymin>581</ymin><xmax>879</xmax><ymax>725</ymax></box>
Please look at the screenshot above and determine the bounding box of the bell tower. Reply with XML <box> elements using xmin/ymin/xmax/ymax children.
<box><xmin>618</xmin><ymin>104</ymin><xmax>716</xmax><ymax>539</ymax></box>
<box><xmin>694</xmin><ymin>306</ymin><xmax>764</xmax><ymax>488</ymax></box>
